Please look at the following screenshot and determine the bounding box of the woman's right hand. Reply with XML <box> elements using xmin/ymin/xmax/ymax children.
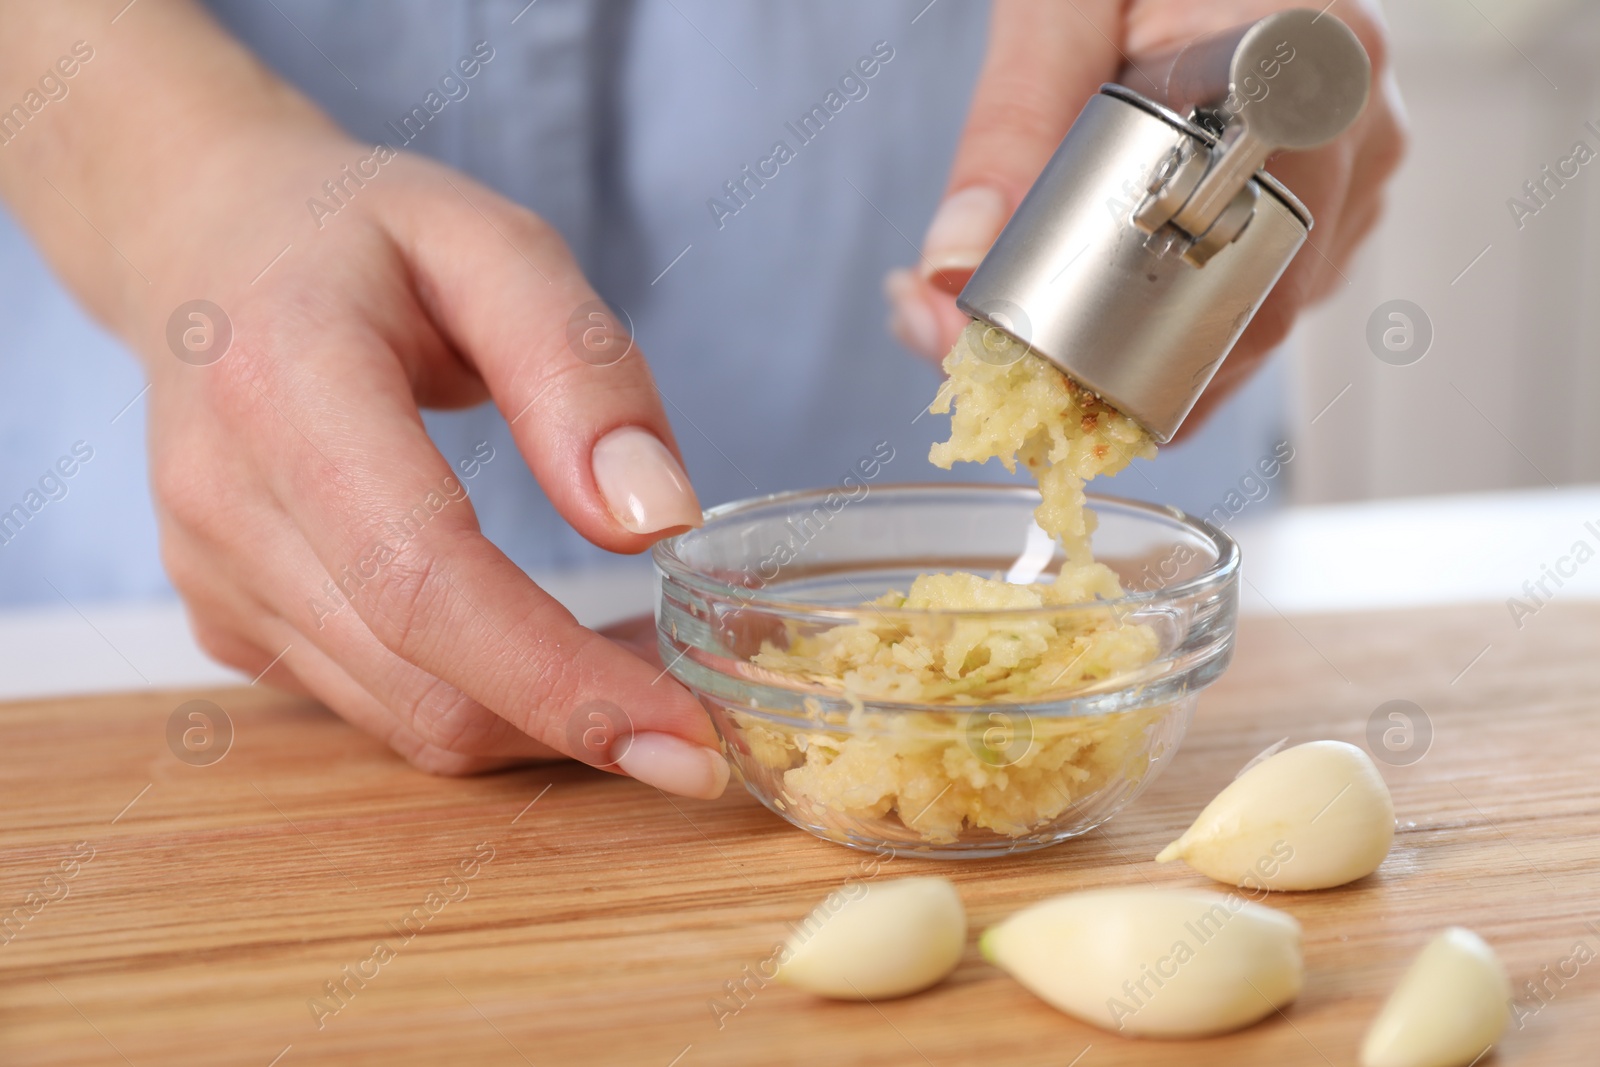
<box><xmin>0</xmin><ymin>1</ymin><xmax>727</xmax><ymax>795</ymax></box>
<box><xmin>885</xmin><ymin>0</ymin><xmax>1405</xmax><ymax>435</ymax></box>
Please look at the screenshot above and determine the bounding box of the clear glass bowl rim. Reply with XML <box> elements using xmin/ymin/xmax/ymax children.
<box><xmin>652</xmin><ymin>482</ymin><xmax>1240</xmax><ymax>623</ymax></box>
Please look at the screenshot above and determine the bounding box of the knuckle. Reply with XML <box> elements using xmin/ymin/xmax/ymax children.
<box><xmin>383</xmin><ymin>722</ymin><xmax>499</xmax><ymax>776</ymax></box>
<box><xmin>1374</xmin><ymin>101</ymin><xmax>1408</xmax><ymax>175</ymax></box>
<box><xmin>506</xmin><ymin>636</ymin><xmax>595</xmax><ymax>746</ymax></box>
<box><xmin>402</xmin><ymin>744</ymin><xmax>499</xmax><ymax>777</ymax></box>
<box><xmin>1250</xmin><ymin>297</ymin><xmax>1295</xmax><ymax>350</ymax></box>
<box><xmin>196</xmin><ymin>330</ymin><xmax>271</xmax><ymax>412</ymax></box>
<box><xmin>189</xmin><ymin>619</ymin><xmax>259</xmax><ymax>673</ymax></box>
<box><xmin>150</xmin><ymin>452</ymin><xmax>217</xmax><ymax>530</ymax></box>
<box><xmin>439</xmin><ymin>179</ymin><xmax>568</xmax><ymax>265</ymax></box>
<box><xmin>158</xmin><ymin>535</ymin><xmax>206</xmax><ymax>598</ymax></box>
<box><xmin>1346</xmin><ymin>194</ymin><xmax>1384</xmax><ymax>249</ymax></box>
<box><xmin>399</xmin><ymin>676</ymin><xmax>504</xmax><ymax>755</ymax></box>
<box><xmin>1323</xmin><ymin>0</ymin><xmax>1390</xmax><ymax>77</ymax></box>
<box><xmin>1351</xmin><ymin>4</ymin><xmax>1392</xmax><ymax>76</ymax></box>
<box><xmin>964</xmin><ymin>101</ymin><xmax>1065</xmax><ymax>185</ymax></box>
<box><xmin>358</xmin><ymin>545</ymin><xmax>453</xmax><ymax>665</ymax></box>
<box><xmin>525</xmin><ymin>356</ymin><xmax>664</xmax><ymax>443</ymax></box>
<box><xmin>493</xmin><ymin>201</ymin><xmax>566</xmax><ymax>257</ymax></box>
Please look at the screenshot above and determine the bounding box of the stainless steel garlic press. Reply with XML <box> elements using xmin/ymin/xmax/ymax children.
<box><xmin>956</xmin><ymin>9</ymin><xmax>1371</xmax><ymax>442</ymax></box>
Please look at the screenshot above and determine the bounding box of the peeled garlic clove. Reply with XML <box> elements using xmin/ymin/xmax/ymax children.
<box><xmin>1157</xmin><ymin>739</ymin><xmax>1395</xmax><ymax>890</ymax></box>
<box><xmin>1361</xmin><ymin>927</ymin><xmax>1511</xmax><ymax>1067</ymax></box>
<box><xmin>981</xmin><ymin>888</ymin><xmax>1302</xmax><ymax>1037</ymax></box>
<box><xmin>776</xmin><ymin>876</ymin><xmax>965</xmax><ymax>999</ymax></box>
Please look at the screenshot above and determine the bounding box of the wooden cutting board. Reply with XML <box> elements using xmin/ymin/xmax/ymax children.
<box><xmin>2</xmin><ymin>602</ymin><xmax>1597</xmax><ymax>1066</ymax></box>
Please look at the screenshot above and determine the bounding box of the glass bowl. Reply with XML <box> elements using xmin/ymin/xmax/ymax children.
<box><xmin>653</xmin><ymin>484</ymin><xmax>1239</xmax><ymax>859</ymax></box>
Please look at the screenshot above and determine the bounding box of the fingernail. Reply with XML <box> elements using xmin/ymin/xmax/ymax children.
<box><xmin>592</xmin><ymin>426</ymin><xmax>702</xmax><ymax>535</ymax></box>
<box><xmin>920</xmin><ymin>186</ymin><xmax>1008</xmax><ymax>290</ymax></box>
<box><xmin>616</xmin><ymin>732</ymin><xmax>730</xmax><ymax>799</ymax></box>
<box><xmin>884</xmin><ymin>269</ymin><xmax>940</xmax><ymax>360</ymax></box>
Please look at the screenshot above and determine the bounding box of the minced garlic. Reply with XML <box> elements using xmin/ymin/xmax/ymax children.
<box><xmin>930</xmin><ymin>322</ymin><xmax>1155</xmax><ymax>569</ymax></box>
<box><xmin>740</xmin><ymin>321</ymin><xmax>1165</xmax><ymax>845</ymax></box>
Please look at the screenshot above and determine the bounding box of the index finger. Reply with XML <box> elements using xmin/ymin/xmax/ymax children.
<box><xmin>218</xmin><ymin>324</ymin><xmax>726</xmax><ymax>799</ymax></box>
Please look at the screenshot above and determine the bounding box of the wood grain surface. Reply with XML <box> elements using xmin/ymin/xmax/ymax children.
<box><xmin>2</xmin><ymin>602</ymin><xmax>1598</xmax><ymax>1066</ymax></box>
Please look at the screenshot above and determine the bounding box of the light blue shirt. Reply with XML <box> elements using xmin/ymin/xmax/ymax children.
<box><xmin>0</xmin><ymin>0</ymin><xmax>1287</xmax><ymax>606</ymax></box>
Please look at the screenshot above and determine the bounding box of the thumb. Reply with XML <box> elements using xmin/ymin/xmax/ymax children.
<box><xmin>920</xmin><ymin>0</ymin><xmax>1124</xmax><ymax>295</ymax></box>
<box><xmin>394</xmin><ymin>167</ymin><xmax>702</xmax><ymax>555</ymax></box>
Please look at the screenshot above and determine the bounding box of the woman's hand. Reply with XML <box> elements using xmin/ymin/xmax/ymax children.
<box><xmin>885</xmin><ymin>0</ymin><xmax>1406</xmax><ymax>434</ymax></box>
<box><xmin>147</xmin><ymin>138</ymin><xmax>723</xmax><ymax>792</ymax></box>
<box><xmin>0</xmin><ymin>1</ymin><xmax>726</xmax><ymax>795</ymax></box>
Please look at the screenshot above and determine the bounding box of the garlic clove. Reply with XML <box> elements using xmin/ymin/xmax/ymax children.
<box><xmin>1361</xmin><ymin>927</ymin><xmax>1512</xmax><ymax>1067</ymax></box>
<box><xmin>1156</xmin><ymin>739</ymin><xmax>1395</xmax><ymax>891</ymax></box>
<box><xmin>981</xmin><ymin>888</ymin><xmax>1303</xmax><ymax>1037</ymax></box>
<box><xmin>776</xmin><ymin>876</ymin><xmax>966</xmax><ymax>999</ymax></box>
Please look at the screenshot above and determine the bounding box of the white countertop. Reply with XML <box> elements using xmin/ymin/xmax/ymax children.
<box><xmin>4</xmin><ymin>484</ymin><xmax>1595</xmax><ymax>701</ymax></box>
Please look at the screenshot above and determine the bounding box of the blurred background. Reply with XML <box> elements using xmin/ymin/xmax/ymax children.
<box><xmin>0</xmin><ymin>0</ymin><xmax>1596</xmax><ymax>691</ymax></box>
<box><xmin>1292</xmin><ymin>0</ymin><xmax>1600</xmax><ymax>501</ymax></box>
